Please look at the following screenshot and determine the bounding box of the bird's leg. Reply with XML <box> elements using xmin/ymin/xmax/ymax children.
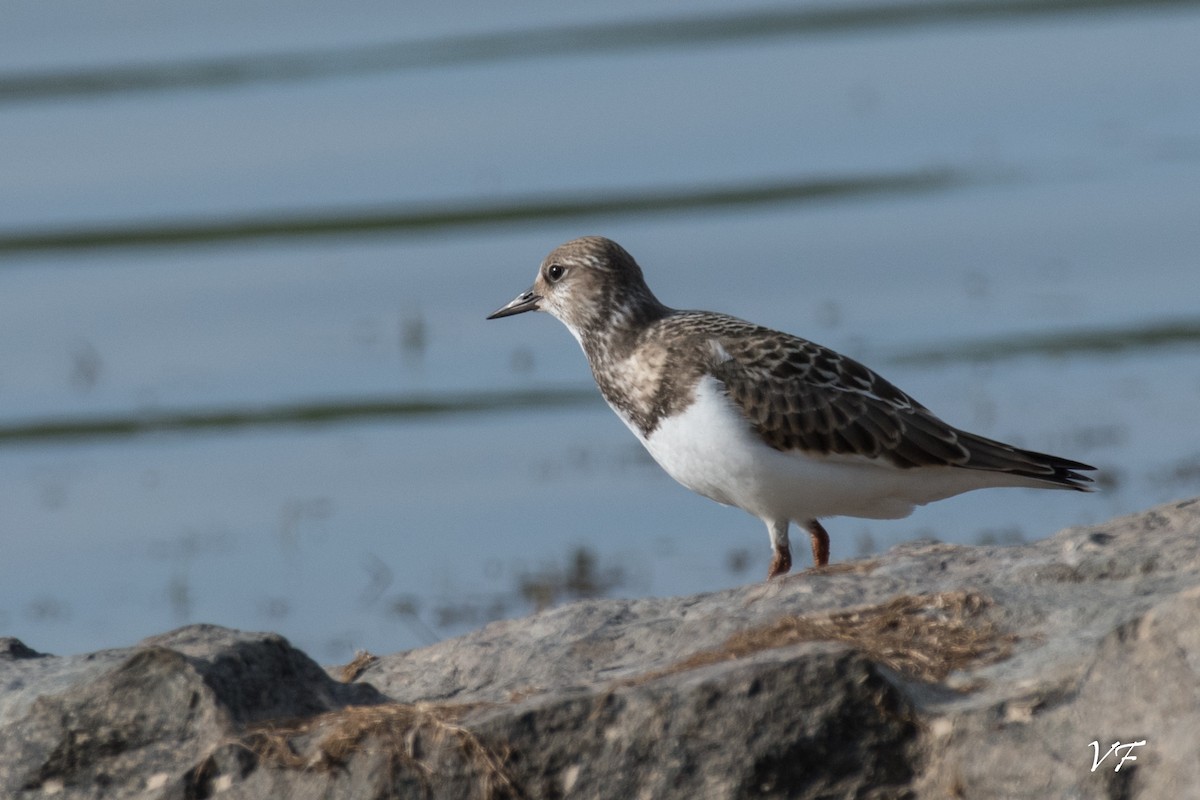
<box><xmin>804</xmin><ymin>519</ymin><xmax>830</xmax><ymax>567</ymax></box>
<box><xmin>766</xmin><ymin>519</ymin><xmax>792</xmax><ymax>580</ymax></box>
<box><xmin>767</xmin><ymin>545</ymin><xmax>791</xmax><ymax>579</ymax></box>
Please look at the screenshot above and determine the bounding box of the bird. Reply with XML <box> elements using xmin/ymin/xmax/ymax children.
<box><xmin>487</xmin><ymin>236</ymin><xmax>1095</xmax><ymax>579</ymax></box>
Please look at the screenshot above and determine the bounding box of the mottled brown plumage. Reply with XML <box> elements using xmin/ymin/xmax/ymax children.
<box><xmin>489</xmin><ymin>236</ymin><xmax>1096</xmax><ymax>579</ymax></box>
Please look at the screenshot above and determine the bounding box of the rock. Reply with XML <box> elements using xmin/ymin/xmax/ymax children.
<box><xmin>2</xmin><ymin>498</ymin><xmax>1198</xmax><ymax>798</ymax></box>
<box><xmin>1</xmin><ymin>638</ymin><xmax>46</xmax><ymax>660</ymax></box>
<box><xmin>0</xmin><ymin>625</ymin><xmax>383</xmax><ymax>798</ymax></box>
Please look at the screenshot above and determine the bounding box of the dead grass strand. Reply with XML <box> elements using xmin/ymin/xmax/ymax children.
<box><xmin>336</xmin><ymin>649</ymin><xmax>379</xmax><ymax>683</ymax></box>
<box><xmin>239</xmin><ymin>702</ymin><xmax>520</xmax><ymax>799</ymax></box>
<box><xmin>624</xmin><ymin>590</ymin><xmax>1014</xmax><ymax>687</ymax></box>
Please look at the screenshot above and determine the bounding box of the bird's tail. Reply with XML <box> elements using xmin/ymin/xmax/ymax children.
<box><xmin>957</xmin><ymin>430</ymin><xmax>1096</xmax><ymax>491</ymax></box>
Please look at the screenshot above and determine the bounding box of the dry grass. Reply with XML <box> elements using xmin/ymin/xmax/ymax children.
<box><xmin>625</xmin><ymin>591</ymin><xmax>1014</xmax><ymax>687</ymax></box>
<box><xmin>335</xmin><ymin>649</ymin><xmax>379</xmax><ymax>682</ymax></box>
<box><xmin>808</xmin><ymin>559</ymin><xmax>881</xmax><ymax>576</ymax></box>
<box><xmin>241</xmin><ymin>702</ymin><xmax>520</xmax><ymax>799</ymax></box>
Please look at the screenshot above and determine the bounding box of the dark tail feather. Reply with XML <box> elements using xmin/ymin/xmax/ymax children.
<box><xmin>957</xmin><ymin>431</ymin><xmax>1097</xmax><ymax>491</ymax></box>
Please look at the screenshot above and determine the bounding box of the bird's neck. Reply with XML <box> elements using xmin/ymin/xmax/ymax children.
<box><xmin>574</xmin><ymin>298</ymin><xmax>677</xmax><ymax>439</ymax></box>
<box><xmin>578</xmin><ymin>294</ymin><xmax>671</xmax><ymax>368</ymax></box>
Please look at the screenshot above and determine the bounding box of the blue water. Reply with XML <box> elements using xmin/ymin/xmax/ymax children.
<box><xmin>2</xmin><ymin>1</ymin><xmax>1199</xmax><ymax>661</ymax></box>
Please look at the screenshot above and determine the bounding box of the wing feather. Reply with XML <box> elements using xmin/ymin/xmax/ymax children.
<box><xmin>707</xmin><ymin>328</ymin><xmax>952</xmax><ymax>465</ymax></box>
<box><xmin>696</xmin><ymin>318</ymin><xmax>1092</xmax><ymax>488</ymax></box>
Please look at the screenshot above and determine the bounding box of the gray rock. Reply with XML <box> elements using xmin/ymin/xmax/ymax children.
<box><xmin>0</xmin><ymin>638</ymin><xmax>46</xmax><ymax>660</ymax></box>
<box><xmin>0</xmin><ymin>625</ymin><xmax>383</xmax><ymax>799</ymax></box>
<box><xmin>2</xmin><ymin>498</ymin><xmax>1198</xmax><ymax>798</ymax></box>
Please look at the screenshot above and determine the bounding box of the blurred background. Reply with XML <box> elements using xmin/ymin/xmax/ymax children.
<box><xmin>2</xmin><ymin>0</ymin><xmax>1199</xmax><ymax>662</ymax></box>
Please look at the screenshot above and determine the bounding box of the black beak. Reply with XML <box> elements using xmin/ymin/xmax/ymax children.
<box><xmin>487</xmin><ymin>288</ymin><xmax>541</xmax><ymax>319</ymax></box>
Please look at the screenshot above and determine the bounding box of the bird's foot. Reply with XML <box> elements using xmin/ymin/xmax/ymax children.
<box><xmin>805</xmin><ymin>519</ymin><xmax>830</xmax><ymax>568</ymax></box>
<box><xmin>767</xmin><ymin>543</ymin><xmax>792</xmax><ymax>580</ymax></box>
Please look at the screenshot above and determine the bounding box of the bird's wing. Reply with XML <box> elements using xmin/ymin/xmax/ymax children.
<box><xmin>706</xmin><ymin>328</ymin><xmax>974</xmax><ymax>468</ymax></box>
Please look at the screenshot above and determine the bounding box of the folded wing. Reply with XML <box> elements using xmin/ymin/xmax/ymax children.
<box><xmin>705</xmin><ymin>323</ymin><xmax>1094</xmax><ymax>490</ymax></box>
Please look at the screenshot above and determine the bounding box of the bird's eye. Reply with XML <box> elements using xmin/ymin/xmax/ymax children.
<box><xmin>546</xmin><ymin>263</ymin><xmax>566</xmax><ymax>282</ymax></box>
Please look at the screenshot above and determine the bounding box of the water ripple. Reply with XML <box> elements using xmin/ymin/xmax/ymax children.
<box><xmin>0</xmin><ymin>169</ymin><xmax>960</xmax><ymax>256</ymax></box>
<box><xmin>2</xmin><ymin>0</ymin><xmax>1195</xmax><ymax>105</ymax></box>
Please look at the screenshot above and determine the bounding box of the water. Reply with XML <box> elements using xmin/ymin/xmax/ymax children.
<box><xmin>2</xmin><ymin>0</ymin><xmax>1199</xmax><ymax>662</ymax></box>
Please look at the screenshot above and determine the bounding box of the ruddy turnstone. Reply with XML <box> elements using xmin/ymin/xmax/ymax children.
<box><xmin>488</xmin><ymin>236</ymin><xmax>1095</xmax><ymax>579</ymax></box>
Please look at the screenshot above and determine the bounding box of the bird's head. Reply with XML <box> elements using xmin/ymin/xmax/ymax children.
<box><xmin>487</xmin><ymin>236</ymin><xmax>662</xmax><ymax>343</ymax></box>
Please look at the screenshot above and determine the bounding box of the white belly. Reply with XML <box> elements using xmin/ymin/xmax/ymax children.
<box><xmin>614</xmin><ymin>375</ymin><xmax>1012</xmax><ymax>523</ymax></box>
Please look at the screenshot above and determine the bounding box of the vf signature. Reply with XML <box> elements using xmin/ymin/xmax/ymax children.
<box><xmin>1088</xmin><ymin>740</ymin><xmax>1146</xmax><ymax>773</ymax></box>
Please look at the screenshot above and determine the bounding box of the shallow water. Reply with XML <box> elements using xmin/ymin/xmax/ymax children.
<box><xmin>2</xmin><ymin>0</ymin><xmax>1199</xmax><ymax>661</ymax></box>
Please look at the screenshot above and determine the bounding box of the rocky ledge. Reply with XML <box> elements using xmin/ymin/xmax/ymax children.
<box><xmin>3</xmin><ymin>498</ymin><xmax>1199</xmax><ymax>799</ymax></box>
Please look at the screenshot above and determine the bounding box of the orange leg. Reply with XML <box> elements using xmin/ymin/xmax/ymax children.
<box><xmin>766</xmin><ymin>519</ymin><xmax>792</xmax><ymax>579</ymax></box>
<box><xmin>767</xmin><ymin>542</ymin><xmax>792</xmax><ymax>579</ymax></box>
<box><xmin>805</xmin><ymin>519</ymin><xmax>830</xmax><ymax>567</ymax></box>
